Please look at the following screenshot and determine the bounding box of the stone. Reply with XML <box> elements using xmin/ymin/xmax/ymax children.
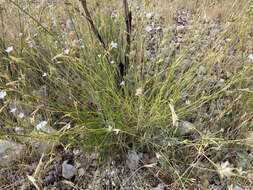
<box><xmin>0</xmin><ymin>140</ymin><xmax>25</xmax><ymax>167</ymax></box>
<box><xmin>62</xmin><ymin>161</ymin><xmax>77</xmax><ymax>179</ymax></box>
<box><xmin>234</xmin><ymin>184</ymin><xmax>244</xmax><ymax>190</ymax></box>
<box><xmin>152</xmin><ymin>184</ymin><xmax>165</xmax><ymax>190</ymax></box>
<box><xmin>33</xmin><ymin>85</ymin><xmax>48</xmax><ymax>98</ymax></box>
<box><xmin>78</xmin><ymin>168</ymin><xmax>85</xmax><ymax>176</ymax></box>
<box><xmin>33</xmin><ymin>140</ymin><xmax>55</xmax><ymax>153</ymax></box>
<box><xmin>126</xmin><ymin>150</ymin><xmax>141</xmax><ymax>170</ymax></box>
<box><xmin>9</xmin><ymin>100</ymin><xmax>33</xmax><ymax>120</ymax></box>
<box><xmin>177</xmin><ymin>120</ymin><xmax>196</xmax><ymax>136</ymax></box>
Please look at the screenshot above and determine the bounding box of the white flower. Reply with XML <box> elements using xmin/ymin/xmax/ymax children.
<box><xmin>35</xmin><ymin>121</ymin><xmax>48</xmax><ymax>130</ymax></box>
<box><xmin>18</xmin><ymin>112</ymin><xmax>25</xmax><ymax>119</ymax></box>
<box><xmin>73</xmin><ymin>148</ymin><xmax>80</xmax><ymax>156</ymax></box>
<box><xmin>5</xmin><ymin>46</ymin><xmax>14</xmax><ymax>53</ymax></box>
<box><xmin>15</xmin><ymin>127</ymin><xmax>24</xmax><ymax>134</ymax></box>
<box><xmin>108</xmin><ymin>125</ymin><xmax>113</xmax><ymax>131</ymax></box>
<box><xmin>42</xmin><ymin>72</ymin><xmax>47</xmax><ymax>77</ymax></box>
<box><xmin>146</xmin><ymin>12</ymin><xmax>154</xmax><ymax>19</ymax></box>
<box><xmin>35</xmin><ymin>121</ymin><xmax>56</xmax><ymax>133</ymax></box>
<box><xmin>113</xmin><ymin>129</ymin><xmax>120</xmax><ymax>134</ymax></box>
<box><xmin>0</xmin><ymin>90</ymin><xmax>7</xmax><ymax>99</ymax></box>
<box><xmin>145</xmin><ymin>26</ymin><xmax>153</xmax><ymax>33</ymax></box>
<box><xmin>120</xmin><ymin>81</ymin><xmax>125</xmax><ymax>86</ymax></box>
<box><xmin>10</xmin><ymin>107</ymin><xmax>17</xmax><ymax>113</ymax></box>
<box><xmin>98</xmin><ymin>54</ymin><xmax>102</xmax><ymax>58</ymax></box>
<box><xmin>64</xmin><ymin>48</ymin><xmax>70</xmax><ymax>55</ymax></box>
<box><xmin>107</xmin><ymin>125</ymin><xmax>120</xmax><ymax>134</ymax></box>
<box><xmin>248</xmin><ymin>53</ymin><xmax>253</xmax><ymax>60</ymax></box>
<box><xmin>185</xmin><ymin>100</ymin><xmax>191</xmax><ymax>105</ymax></box>
<box><xmin>155</xmin><ymin>153</ymin><xmax>162</xmax><ymax>159</ymax></box>
<box><xmin>135</xmin><ymin>87</ymin><xmax>143</xmax><ymax>96</ymax></box>
<box><xmin>110</xmin><ymin>41</ymin><xmax>118</xmax><ymax>49</ymax></box>
<box><xmin>111</xmin><ymin>12</ymin><xmax>118</xmax><ymax>19</ymax></box>
<box><xmin>217</xmin><ymin>161</ymin><xmax>234</xmax><ymax>179</ymax></box>
<box><xmin>156</xmin><ymin>26</ymin><xmax>162</xmax><ymax>31</ymax></box>
<box><xmin>110</xmin><ymin>60</ymin><xmax>115</xmax><ymax>64</ymax></box>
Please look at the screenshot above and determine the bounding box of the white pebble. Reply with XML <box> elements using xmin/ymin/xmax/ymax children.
<box><xmin>62</xmin><ymin>161</ymin><xmax>77</xmax><ymax>179</ymax></box>
<box><xmin>0</xmin><ymin>90</ymin><xmax>7</xmax><ymax>99</ymax></box>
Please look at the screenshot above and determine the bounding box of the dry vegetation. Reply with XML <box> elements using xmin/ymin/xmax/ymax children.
<box><xmin>0</xmin><ymin>0</ymin><xmax>253</xmax><ymax>189</ymax></box>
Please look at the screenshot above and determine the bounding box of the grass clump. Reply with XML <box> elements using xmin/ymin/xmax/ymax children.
<box><xmin>0</xmin><ymin>0</ymin><xmax>253</xmax><ymax>188</ymax></box>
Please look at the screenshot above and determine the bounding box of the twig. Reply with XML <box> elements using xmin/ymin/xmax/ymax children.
<box><xmin>122</xmin><ymin>0</ymin><xmax>132</xmax><ymax>76</ymax></box>
<box><xmin>79</xmin><ymin>0</ymin><xmax>106</xmax><ymax>49</ymax></box>
<box><xmin>123</xmin><ymin>0</ymin><xmax>132</xmax><ymax>75</ymax></box>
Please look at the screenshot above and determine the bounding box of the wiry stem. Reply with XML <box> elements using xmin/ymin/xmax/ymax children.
<box><xmin>79</xmin><ymin>0</ymin><xmax>106</xmax><ymax>49</ymax></box>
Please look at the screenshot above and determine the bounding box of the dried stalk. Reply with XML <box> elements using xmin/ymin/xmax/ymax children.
<box><xmin>79</xmin><ymin>0</ymin><xmax>132</xmax><ymax>86</ymax></box>
<box><xmin>122</xmin><ymin>0</ymin><xmax>132</xmax><ymax>76</ymax></box>
<box><xmin>79</xmin><ymin>0</ymin><xmax>106</xmax><ymax>49</ymax></box>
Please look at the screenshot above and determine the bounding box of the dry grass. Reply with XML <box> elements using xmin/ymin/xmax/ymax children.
<box><xmin>0</xmin><ymin>0</ymin><xmax>253</xmax><ymax>189</ymax></box>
